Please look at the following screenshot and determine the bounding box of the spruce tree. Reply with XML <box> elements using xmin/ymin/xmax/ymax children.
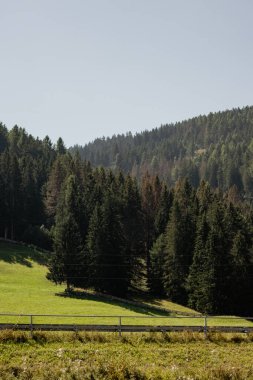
<box><xmin>187</xmin><ymin>198</ymin><xmax>227</xmax><ymax>314</ymax></box>
<box><xmin>47</xmin><ymin>175</ymin><xmax>85</xmax><ymax>290</ymax></box>
<box><xmin>224</xmin><ymin>204</ymin><xmax>253</xmax><ymax>314</ymax></box>
<box><xmin>230</xmin><ymin>231</ymin><xmax>252</xmax><ymax>314</ymax></box>
<box><xmin>141</xmin><ymin>173</ymin><xmax>163</xmax><ymax>290</ymax></box>
<box><xmin>56</xmin><ymin>137</ymin><xmax>66</xmax><ymax>155</ymax></box>
<box><xmin>163</xmin><ymin>200</ymin><xmax>188</xmax><ymax>303</ymax></box>
<box><xmin>85</xmin><ymin>204</ymin><xmax>104</xmax><ymax>290</ymax></box>
<box><xmin>154</xmin><ymin>184</ymin><xmax>172</xmax><ymax>236</ymax></box>
<box><xmin>187</xmin><ymin>213</ymin><xmax>210</xmax><ymax>311</ymax></box>
<box><xmin>8</xmin><ymin>153</ymin><xmax>22</xmax><ymax>239</ymax></box>
<box><xmin>86</xmin><ymin>193</ymin><xmax>128</xmax><ymax>297</ymax></box>
<box><xmin>122</xmin><ymin>175</ymin><xmax>144</xmax><ymax>292</ymax></box>
<box><xmin>45</xmin><ymin>154</ymin><xmax>73</xmax><ymax>223</ymax></box>
<box><xmin>163</xmin><ymin>179</ymin><xmax>196</xmax><ymax>304</ymax></box>
<box><xmin>150</xmin><ymin>233</ymin><xmax>166</xmax><ymax>296</ymax></box>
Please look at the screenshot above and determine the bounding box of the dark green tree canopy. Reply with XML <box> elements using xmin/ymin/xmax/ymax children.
<box><xmin>70</xmin><ymin>106</ymin><xmax>253</xmax><ymax>194</ymax></box>
<box><xmin>0</xmin><ymin>119</ymin><xmax>253</xmax><ymax>314</ymax></box>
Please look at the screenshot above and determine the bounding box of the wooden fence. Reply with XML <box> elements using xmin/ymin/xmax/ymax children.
<box><xmin>0</xmin><ymin>314</ymin><xmax>252</xmax><ymax>337</ymax></box>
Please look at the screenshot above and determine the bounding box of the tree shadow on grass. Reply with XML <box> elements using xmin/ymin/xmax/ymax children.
<box><xmin>56</xmin><ymin>289</ymin><xmax>171</xmax><ymax>316</ymax></box>
<box><xmin>0</xmin><ymin>241</ymin><xmax>49</xmax><ymax>267</ymax></box>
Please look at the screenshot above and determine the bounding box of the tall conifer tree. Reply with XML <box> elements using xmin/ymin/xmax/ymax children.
<box><xmin>86</xmin><ymin>192</ymin><xmax>128</xmax><ymax>297</ymax></box>
<box><xmin>47</xmin><ymin>175</ymin><xmax>85</xmax><ymax>290</ymax></box>
<box><xmin>122</xmin><ymin>175</ymin><xmax>144</xmax><ymax>292</ymax></box>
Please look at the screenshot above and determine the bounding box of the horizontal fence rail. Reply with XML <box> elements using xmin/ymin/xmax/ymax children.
<box><xmin>0</xmin><ymin>314</ymin><xmax>253</xmax><ymax>337</ymax></box>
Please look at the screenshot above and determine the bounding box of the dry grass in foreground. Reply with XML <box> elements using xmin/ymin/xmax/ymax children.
<box><xmin>0</xmin><ymin>331</ymin><xmax>253</xmax><ymax>379</ymax></box>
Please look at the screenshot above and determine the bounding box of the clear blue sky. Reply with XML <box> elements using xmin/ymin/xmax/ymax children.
<box><xmin>0</xmin><ymin>0</ymin><xmax>252</xmax><ymax>147</ymax></box>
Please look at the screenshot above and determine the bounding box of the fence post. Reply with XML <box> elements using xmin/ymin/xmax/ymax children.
<box><xmin>204</xmin><ymin>315</ymin><xmax>207</xmax><ymax>339</ymax></box>
<box><xmin>118</xmin><ymin>316</ymin><xmax>122</xmax><ymax>338</ymax></box>
<box><xmin>30</xmin><ymin>315</ymin><xmax>33</xmax><ymax>338</ymax></box>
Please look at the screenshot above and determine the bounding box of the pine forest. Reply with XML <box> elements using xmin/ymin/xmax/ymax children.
<box><xmin>1</xmin><ymin>106</ymin><xmax>253</xmax><ymax>315</ymax></box>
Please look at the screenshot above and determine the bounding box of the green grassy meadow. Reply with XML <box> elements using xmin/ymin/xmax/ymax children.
<box><xmin>1</xmin><ymin>242</ymin><xmax>253</xmax><ymax>379</ymax></box>
<box><xmin>0</xmin><ymin>242</ymin><xmax>165</xmax><ymax>325</ymax></box>
<box><xmin>0</xmin><ymin>241</ymin><xmax>253</xmax><ymax>328</ymax></box>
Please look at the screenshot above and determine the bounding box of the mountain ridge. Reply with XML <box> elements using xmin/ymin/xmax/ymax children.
<box><xmin>70</xmin><ymin>105</ymin><xmax>253</xmax><ymax>194</ymax></box>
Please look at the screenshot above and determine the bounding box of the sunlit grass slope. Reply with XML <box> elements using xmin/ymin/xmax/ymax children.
<box><xmin>140</xmin><ymin>297</ymin><xmax>199</xmax><ymax>314</ymax></box>
<box><xmin>0</xmin><ymin>242</ymin><xmax>165</xmax><ymax>324</ymax></box>
<box><xmin>0</xmin><ymin>241</ymin><xmax>252</xmax><ymax>327</ymax></box>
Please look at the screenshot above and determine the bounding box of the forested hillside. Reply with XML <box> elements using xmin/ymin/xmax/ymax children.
<box><xmin>71</xmin><ymin>106</ymin><xmax>253</xmax><ymax>194</ymax></box>
<box><xmin>1</xmin><ymin>117</ymin><xmax>253</xmax><ymax>315</ymax></box>
<box><xmin>0</xmin><ymin>123</ymin><xmax>71</xmax><ymax>246</ymax></box>
<box><xmin>47</xmin><ymin>161</ymin><xmax>253</xmax><ymax>315</ymax></box>
<box><xmin>0</xmin><ymin>124</ymin><xmax>58</xmax><ymax>244</ymax></box>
